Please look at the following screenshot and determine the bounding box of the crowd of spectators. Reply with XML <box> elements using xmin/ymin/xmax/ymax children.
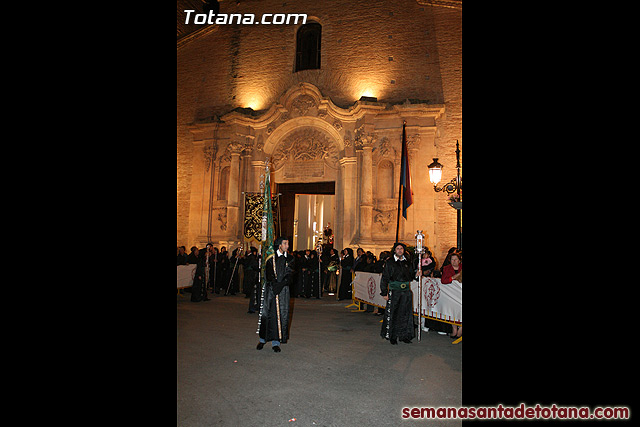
<box><xmin>178</xmin><ymin>243</ymin><xmax>462</xmax><ymax>338</ymax></box>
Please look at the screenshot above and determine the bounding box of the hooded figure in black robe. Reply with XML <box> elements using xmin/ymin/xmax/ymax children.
<box><xmin>298</xmin><ymin>250</ymin><xmax>314</xmax><ymax>298</ymax></box>
<box><xmin>215</xmin><ymin>248</ymin><xmax>229</xmax><ymax>294</ymax></box>
<box><xmin>190</xmin><ymin>249</ymin><xmax>211</xmax><ymax>302</ymax></box>
<box><xmin>323</xmin><ymin>248</ymin><xmax>339</xmax><ymax>294</ymax></box>
<box><xmin>257</xmin><ymin>237</ymin><xmax>295</xmax><ymax>352</ymax></box>
<box><xmin>338</xmin><ymin>248</ymin><xmax>354</xmax><ymax>300</ymax></box>
<box><xmin>243</xmin><ymin>247</ymin><xmax>260</xmax><ymax>311</ymax></box>
<box><xmin>309</xmin><ymin>250</ymin><xmax>321</xmax><ymax>298</ymax></box>
<box><xmin>225</xmin><ymin>248</ymin><xmax>241</xmax><ymax>295</ymax></box>
<box><xmin>380</xmin><ymin>242</ymin><xmax>417</xmax><ymax>344</ymax></box>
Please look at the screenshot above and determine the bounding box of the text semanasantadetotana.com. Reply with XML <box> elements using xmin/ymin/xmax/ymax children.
<box><xmin>402</xmin><ymin>403</ymin><xmax>630</xmax><ymax>420</ymax></box>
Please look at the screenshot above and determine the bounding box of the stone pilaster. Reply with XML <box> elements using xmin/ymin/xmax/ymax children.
<box><xmin>226</xmin><ymin>141</ymin><xmax>243</xmax><ymax>238</ymax></box>
<box><xmin>359</xmin><ymin>134</ymin><xmax>376</xmax><ymax>243</ymax></box>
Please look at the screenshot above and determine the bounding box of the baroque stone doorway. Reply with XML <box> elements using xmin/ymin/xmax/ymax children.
<box><xmin>186</xmin><ymin>82</ymin><xmax>448</xmax><ymax>260</ymax></box>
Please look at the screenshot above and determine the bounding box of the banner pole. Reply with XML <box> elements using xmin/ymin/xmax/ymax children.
<box><xmin>395</xmin><ymin>184</ymin><xmax>402</xmax><ymax>243</ymax></box>
<box><xmin>415</xmin><ymin>230</ymin><xmax>425</xmax><ymax>342</ymax></box>
<box><xmin>316</xmin><ymin>238</ymin><xmax>323</xmax><ymax>299</ymax></box>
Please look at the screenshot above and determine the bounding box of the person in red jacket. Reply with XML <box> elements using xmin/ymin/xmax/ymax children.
<box><xmin>441</xmin><ymin>252</ymin><xmax>461</xmax><ymax>284</ymax></box>
<box><xmin>441</xmin><ymin>252</ymin><xmax>462</xmax><ymax>339</ymax></box>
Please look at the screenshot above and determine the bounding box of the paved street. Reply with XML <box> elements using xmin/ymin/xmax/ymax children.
<box><xmin>177</xmin><ymin>292</ymin><xmax>462</xmax><ymax>426</ymax></box>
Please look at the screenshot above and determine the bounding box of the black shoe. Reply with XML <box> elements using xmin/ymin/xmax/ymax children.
<box><xmin>273</xmin><ymin>346</ymin><xmax>281</xmax><ymax>353</ymax></box>
<box><xmin>247</xmin><ymin>310</ymin><xmax>255</xmax><ymax>314</ymax></box>
<box><xmin>390</xmin><ymin>338</ymin><xmax>398</xmax><ymax>345</ymax></box>
<box><xmin>256</xmin><ymin>342</ymin><xmax>264</xmax><ymax>350</ymax></box>
<box><xmin>401</xmin><ymin>338</ymin><xmax>412</xmax><ymax>344</ymax></box>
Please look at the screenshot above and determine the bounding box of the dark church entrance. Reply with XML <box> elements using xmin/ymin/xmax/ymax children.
<box><xmin>276</xmin><ymin>182</ymin><xmax>335</xmax><ymax>250</ymax></box>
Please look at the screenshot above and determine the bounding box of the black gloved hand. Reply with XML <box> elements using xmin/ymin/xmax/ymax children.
<box><xmin>272</xmin><ymin>281</ymin><xmax>285</xmax><ymax>296</ymax></box>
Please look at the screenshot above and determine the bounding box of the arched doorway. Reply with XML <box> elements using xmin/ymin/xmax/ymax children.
<box><xmin>264</xmin><ymin>117</ymin><xmax>342</xmax><ymax>250</ymax></box>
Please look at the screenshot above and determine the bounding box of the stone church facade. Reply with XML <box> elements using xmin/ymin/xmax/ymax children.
<box><xmin>177</xmin><ymin>0</ymin><xmax>461</xmax><ymax>263</ymax></box>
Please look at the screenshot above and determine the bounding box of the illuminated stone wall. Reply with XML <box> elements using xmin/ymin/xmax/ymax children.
<box><xmin>177</xmin><ymin>0</ymin><xmax>461</xmax><ymax>264</ymax></box>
